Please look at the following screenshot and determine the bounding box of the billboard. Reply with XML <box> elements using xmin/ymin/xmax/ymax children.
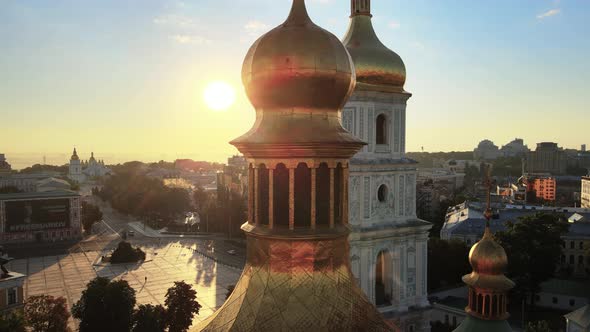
<box><xmin>5</xmin><ymin>199</ymin><xmax>71</xmax><ymax>232</ymax></box>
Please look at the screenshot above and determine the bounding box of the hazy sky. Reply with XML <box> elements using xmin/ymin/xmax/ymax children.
<box><xmin>1</xmin><ymin>0</ymin><xmax>589</xmax><ymax>167</ymax></box>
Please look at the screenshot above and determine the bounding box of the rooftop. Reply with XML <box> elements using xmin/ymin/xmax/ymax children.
<box><xmin>0</xmin><ymin>189</ymin><xmax>79</xmax><ymax>200</ymax></box>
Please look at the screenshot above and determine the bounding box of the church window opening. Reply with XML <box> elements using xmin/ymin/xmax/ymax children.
<box><xmin>316</xmin><ymin>163</ymin><xmax>330</xmax><ymax>226</ymax></box>
<box><xmin>377</xmin><ymin>184</ymin><xmax>388</xmax><ymax>202</ymax></box>
<box><xmin>376</xmin><ymin>114</ymin><xmax>387</xmax><ymax>145</ymax></box>
<box><xmin>375</xmin><ymin>250</ymin><xmax>393</xmax><ymax>306</ymax></box>
<box><xmin>274</xmin><ymin>163</ymin><xmax>289</xmax><ymax>226</ymax></box>
<box><xmin>334</xmin><ymin>163</ymin><xmax>343</xmax><ymax>224</ymax></box>
<box><xmin>294</xmin><ymin>163</ymin><xmax>311</xmax><ymax>227</ymax></box>
<box><xmin>258</xmin><ymin>164</ymin><xmax>269</xmax><ymax>225</ymax></box>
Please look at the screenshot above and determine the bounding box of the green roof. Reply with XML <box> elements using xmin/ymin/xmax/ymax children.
<box><xmin>453</xmin><ymin>316</ymin><xmax>512</xmax><ymax>332</ymax></box>
<box><xmin>0</xmin><ymin>189</ymin><xmax>79</xmax><ymax>200</ymax></box>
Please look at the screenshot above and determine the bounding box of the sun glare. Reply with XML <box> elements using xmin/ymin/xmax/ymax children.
<box><xmin>203</xmin><ymin>81</ymin><xmax>236</xmax><ymax>111</ymax></box>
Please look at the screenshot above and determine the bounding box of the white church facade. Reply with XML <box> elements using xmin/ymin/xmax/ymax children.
<box><xmin>343</xmin><ymin>1</ymin><xmax>432</xmax><ymax>331</ymax></box>
<box><xmin>68</xmin><ymin>148</ymin><xmax>111</xmax><ymax>183</ymax></box>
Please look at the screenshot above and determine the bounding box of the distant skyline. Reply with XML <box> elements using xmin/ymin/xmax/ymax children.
<box><xmin>2</xmin><ymin>0</ymin><xmax>589</xmax><ymax>166</ymax></box>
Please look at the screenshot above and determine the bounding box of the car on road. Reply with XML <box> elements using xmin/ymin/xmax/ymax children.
<box><xmin>128</xmin><ymin>230</ymin><xmax>135</xmax><ymax>237</ymax></box>
<box><xmin>227</xmin><ymin>249</ymin><xmax>236</xmax><ymax>255</ymax></box>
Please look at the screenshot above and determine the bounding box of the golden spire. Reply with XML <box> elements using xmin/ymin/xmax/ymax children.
<box><xmin>195</xmin><ymin>1</ymin><xmax>393</xmax><ymax>330</ymax></box>
<box><xmin>343</xmin><ymin>0</ymin><xmax>407</xmax><ymax>93</ymax></box>
<box><xmin>458</xmin><ymin>163</ymin><xmax>514</xmax><ymax>325</ymax></box>
<box><xmin>71</xmin><ymin>148</ymin><xmax>79</xmax><ymax>161</ymax></box>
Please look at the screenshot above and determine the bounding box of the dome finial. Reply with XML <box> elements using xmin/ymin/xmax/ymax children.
<box><xmin>351</xmin><ymin>0</ymin><xmax>371</xmax><ymax>17</ymax></box>
<box><xmin>284</xmin><ymin>0</ymin><xmax>312</xmax><ymax>26</ymax></box>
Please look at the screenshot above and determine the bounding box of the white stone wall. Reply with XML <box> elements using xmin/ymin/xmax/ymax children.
<box><xmin>345</xmin><ymin>90</ymin><xmax>430</xmax><ymax>331</ymax></box>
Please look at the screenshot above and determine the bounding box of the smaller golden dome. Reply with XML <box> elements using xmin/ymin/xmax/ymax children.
<box><xmin>343</xmin><ymin>3</ymin><xmax>406</xmax><ymax>93</ymax></box>
<box><xmin>469</xmin><ymin>227</ymin><xmax>508</xmax><ymax>275</ymax></box>
<box><xmin>462</xmin><ymin>226</ymin><xmax>515</xmax><ymax>292</ymax></box>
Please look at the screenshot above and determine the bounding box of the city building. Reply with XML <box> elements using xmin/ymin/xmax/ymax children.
<box><xmin>500</xmin><ymin>138</ymin><xmax>529</xmax><ymax>157</ymax></box>
<box><xmin>0</xmin><ymin>189</ymin><xmax>82</xmax><ymax>243</ymax></box>
<box><xmin>342</xmin><ymin>0</ymin><xmax>431</xmax><ymax>329</ymax></box>
<box><xmin>527</xmin><ymin>142</ymin><xmax>567</xmax><ymax>175</ymax></box>
<box><xmin>0</xmin><ymin>173</ymin><xmax>59</xmax><ymax>193</ymax></box>
<box><xmin>0</xmin><ymin>154</ymin><xmax>11</xmax><ymax>175</ymax></box>
<box><xmin>583</xmin><ymin>176</ymin><xmax>590</xmax><ymax>208</ymax></box>
<box><xmin>474</xmin><ymin>139</ymin><xmax>501</xmax><ymax>160</ymax></box>
<box><xmin>531</xmin><ymin>176</ymin><xmax>557</xmax><ymax>202</ymax></box>
<box><xmin>217</xmin><ymin>155</ymin><xmax>248</xmax><ymax>197</ymax></box>
<box><xmin>453</xmin><ymin>194</ymin><xmax>515</xmax><ymax>331</ymax></box>
<box><xmin>196</xmin><ymin>0</ymin><xmax>394</xmax><ymax>330</ymax></box>
<box><xmin>0</xmin><ymin>266</ymin><xmax>25</xmax><ymax>314</ymax></box>
<box><xmin>441</xmin><ymin>202</ymin><xmax>590</xmax><ymax>277</ymax></box>
<box><xmin>443</xmin><ymin>160</ymin><xmax>480</xmax><ymax>174</ymax></box>
<box><xmin>68</xmin><ymin>148</ymin><xmax>111</xmax><ymax>183</ymax></box>
<box><xmin>565</xmin><ymin>304</ymin><xmax>590</xmax><ymax>332</ymax></box>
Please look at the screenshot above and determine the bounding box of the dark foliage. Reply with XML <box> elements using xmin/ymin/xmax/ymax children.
<box><xmin>81</xmin><ymin>201</ymin><xmax>103</xmax><ymax>233</ymax></box>
<box><xmin>0</xmin><ymin>311</ymin><xmax>26</xmax><ymax>332</ymax></box>
<box><xmin>428</xmin><ymin>238</ymin><xmax>471</xmax><ymax>292</ymax></box>
<box><xmin>19</xmin><ymin>164</ymin><xmax>68</xmax><ymax>174</ymax></box>
<box><xmin>165</xmin><ymin>281</ymin><xmax>202</xmax><ymax>332</ymax></box>
<box><xmin>110</xmin><ymin>241</ymin><xmax>146</xmax><ymax>263</ymax></box>
<box><xmin>495</xmin><ymin>212</ymin><xmax>569</xmax><ymax>305</ymax></box>
<box><xmin>72</xmin><ymin>277</ymin><xmax>136</xmax><ymax>332</ymax></box>
<box><xmin>24</xmin><ymin>295</ymin><xmax>70</xmax><ymax>332</ymax></box>
<box><xmin>132</xmin><ymin>304</ymin><xmax>167</xmax><ymax>332</ymax></box>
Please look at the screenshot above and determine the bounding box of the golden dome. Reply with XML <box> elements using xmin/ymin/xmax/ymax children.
<box><xmin>462</xmin><ymin>226</ymin><xmax>515</xmax><ymax>291</ymax></box>
<box><xmin>242</xmin><ymin>0</ymin><xmax>355</xmax><ymax>111</ymax></box>
<box><xmin>71</xmin><ymin>148</ymin><xmax>79</xmax><ymax>161</ymax></box>
<box><xmin>233</xmin><ymin>0</ymin><xmax>365</xmax><ymax>159</ymax></box>
<box><xmin>343</xmin><ymin>1</ymin><xmax>406</xmax><ymax>93</ymax></box>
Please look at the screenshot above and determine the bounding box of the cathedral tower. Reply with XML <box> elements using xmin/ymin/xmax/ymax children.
<box><xmin>68</xmin><ymin>148</ymin><xmax>83</xmax><ymax>183</ymax></box>
<box><xmin>195</xmin><ymin>1</ymin><xmax>395</xmax><ymax>331</ymax></box>
<box><xmin>342</xmin><ymin>1</ymin><xmax>432</xmax><ymax>330</ymax></box>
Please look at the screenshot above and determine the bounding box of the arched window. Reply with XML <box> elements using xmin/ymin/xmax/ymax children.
<box><xmin>376</xmin><ymin>114</ymin><xmax>387</xmax><ymax>145</ymax></box>
<box><xmin>570</xmin><ymin>255</ymin><xmax>575</xmax><ymax>264</ymax></box>
<box><xmin>375</xmin><ymin>250</ymin><xmax>393</xmax><ymax>306</ymax></box>
<box><xmin>484</xmin><ymin>295</ymin><xmax>491</xmax><ymax>317</ymax></box>
<box><xmin>274</xmin><ymin>163</ymin><xmax>289</xmax><ymax>226</ymax></box>
<box><xmin>316</xmin><ymin>163</ymin><xmax>330</xmax><ymax>226</ymax></box>
<box><xmin>248</xmin><ymin>164</ymin><xmax>254</xmax><ymax>223</ymax></box>
<box><xmin>294</xmin><ymin>163</ymin><xmax>311</xmax><ymax>227</ymax></box>
<box><xmin>378</xmin><ymin>184</ymin><xmax>388</xmax><ymax>202</ymax></box>
<box><xmin>579</xmin><ymin>255</ymin><xmax>584</xmax><ymax>265</ymax></box>
<box><xmin>257</xmin><ymin>164</ymin><xmax>269</xmax><ymax>225</ymax></box>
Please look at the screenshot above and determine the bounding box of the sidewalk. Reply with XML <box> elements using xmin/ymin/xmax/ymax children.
<box><xmin>127</xmin><ymin>222</ymin><xmax>222</xmax><ymax>239</ymax></box>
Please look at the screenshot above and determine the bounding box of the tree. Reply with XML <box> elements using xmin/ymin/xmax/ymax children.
<box><xmin>193</xmin><ymin>186</ymin><xmax>209</xmax><ymax>214</ymax></box>
<box><xmin>132</xmin><ymin>304</ymin><xmax>167</xmax><ymax>332</ymax></box>
<box><xmin>524</xmin><ymin>320</ymin><xmax>552</xmax><ymax>332</ymax></box>
<box><xmin>72</xmin><ymin>277</ymin><xmax>136</xmax><ymax>332</ymax></box>
<box><xmin>165</xmin><ymin>281</ymin><xmax>202</xmax><ymax>332</ymax></box>
<box><xmin>0</xmin><ymin>311</ymin><xmax>26</xmax><ymax>332</ymax></box>
<box><xmin>110</xmin><ymin>241</ymin><xmax>146</xmax><ymax>263</ymax></box>
<box><xmin>495</xmin><ymin>212</ymin><xmax>569</xmax><ymax>305</ymax></box>
<box><xmin>427</xmin><ymin>238</ymin><xmax>471</xmax><ymax>291</ymax></box>
<box><xmin>24</xmin><ymin>295</ymin><xmax>70</xmax><ymax>332</ymax></box>
<box><xmin>81</xmin><ymin>201</ymin><xmax>103</xmax><ymax>233</ymax></box>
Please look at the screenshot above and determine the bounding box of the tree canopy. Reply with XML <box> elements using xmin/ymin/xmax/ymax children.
<box><xmin>495</xmin><ymin>212</ymin><xmax>569</xmax><ymax>304</ymax></box>
<box><xmin>427</xmin><ymin>238</ymin><xmax>471</xmax><ymax>292</ymax></box>
<box><xmin>165</xmin><ymin>281</ymin><xmax>202</xmax><ymax>332</ymax></box>
<box><xmin>24</xmin><ymin>295</ymin><xmax>70</xmax><ymax>332</ymax></box>
<box><xmin>81</xmin><ymin>201</ymin><xmax>103</xmax><ymax>233</ymax></box>
<box><xmin>132</xmin><ymin>304</ymin><xmax>167</xmax><ymax>332</ymax></box>
<box><xmin>72</xmin><ymin>277</ymin><xmax>137</xmax><ymax>332</ymax></box>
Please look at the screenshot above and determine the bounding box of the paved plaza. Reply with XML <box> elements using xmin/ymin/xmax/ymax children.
<box><xmin>7</xmin><ymin>240</ymin><xmax>242</xmax><ymax>329</ymax></box>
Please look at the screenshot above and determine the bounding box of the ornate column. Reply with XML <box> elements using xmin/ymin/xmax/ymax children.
<box><xmin>343</xmin><ymin>164</ymin><xmax>349</xmax><ymax>224</ymax></box>
<box><xmin>289</xmin><ymin>166</ymin><xmax>295</xmax><ymax>230</ymax></box>
<box><xmin>329</xmin><ymin>167</ymin><xmax>335</xmax><ymax>228</ymax></box>
<box><xmin>254</xmin><ymin>167</ymin><xmax>259</xmax><ymax>225</ymax></box>
<box><xmin>311</xmin><ymin>166</ymin><xmax>317</xmax><ymax>228</ymax></box>
<box><xmin>248</xmin><ymin>165</ymin><xmax>254</xmax><ymax>224</ymax></box>
<box><xmin>268</xmin><ymin>167</ymin><xmax>274</xmax><ymax>229</ymax></box>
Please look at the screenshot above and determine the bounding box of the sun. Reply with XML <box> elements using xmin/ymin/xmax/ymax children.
<box><xmin>203</xmin><ymin>81</ymin><xmax>236</xmax><ymax>111</ymax></box>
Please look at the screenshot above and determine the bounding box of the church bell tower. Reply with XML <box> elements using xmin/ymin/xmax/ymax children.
<box><xmin>195</xmin><ymin>1</ymin><xmax>396</xmax><ymax>331</ymax></box>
